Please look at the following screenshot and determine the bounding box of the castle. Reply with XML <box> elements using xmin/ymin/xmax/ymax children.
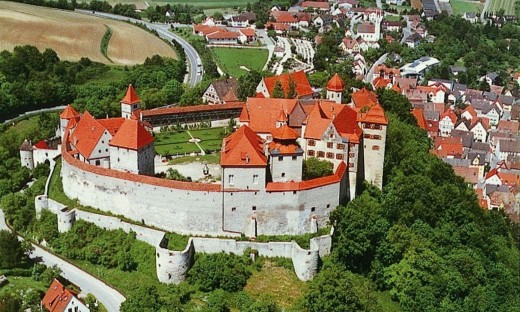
<box><xmin>22</xmin><ymin>74</ymin><xmax>387</xmax><ymax>238</ymax></box>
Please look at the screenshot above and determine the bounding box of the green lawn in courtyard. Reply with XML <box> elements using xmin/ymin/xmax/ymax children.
<box><xmin>210</xmin><ymin>47</ymin><xmax>268</xmax><ymax>78</ymax></box>
<box><xmin>488</xmin><ymin>0</ymin><xmax>518</xmax><ymax>15</ymax></box>
<box><xmin>154</xmin><ymin>127</ymin><xmax>226</xmax><ymax>155</ymax></box>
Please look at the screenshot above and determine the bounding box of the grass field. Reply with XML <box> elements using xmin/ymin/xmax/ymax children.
<box><xmin>244</xmin><ymin>260</ymin><xmax>306</xmax><ymax>309</ymax></box>
<box><xmin>211</xmin><ymin>47</ymin><xmax>268</xmax><ymax>78</ymax></box>
<box><xmin>0</xmin><ymin>276</ymin><xmax>48</xmax><ymax>297</ymax></box>
<box><xmin>488</xmin><ymin>0</ymin><xmax>518</xmax><ymax>15</ymax></box>
<box><xmin>0</xmin><ymin>1</ymin><xmax>177</xmax><ymax>65</ymax></box>
<box><xmin>154</xmin><ymin>127</ymin><xmax>225</xmax><ymax>155</ymax></box>
<box><xmin>451</xmin><ymin>0</ymin><xmax>483</xmax><ymax>14</ymax></box>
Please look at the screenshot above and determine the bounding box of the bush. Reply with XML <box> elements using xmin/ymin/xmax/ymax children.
<box><xmin>188</xmin><ymin>253</ymin><xmax>252</xmax><ymax>292</ymax></box>
<box><xmin>302</xmin><ymin>157</ymin><xmax>333</xmax><ymax>180</ymax></box>
<box><xmin>0</xmin><ymin>230</ymin><xmax>27</xmax><ymax>269</ymax></box>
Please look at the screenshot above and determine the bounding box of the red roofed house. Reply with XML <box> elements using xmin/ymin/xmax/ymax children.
<box><xmin>238</xmin><ymin>28</ymin><xmax>257</xmax><ymax>43</ymax></box>
<box><xmin>256</xmin><ymin>70</ymin><xmax>314</xmax><ymax>99</ymax></box>
<box><xmin>268</xmin><ymin>125</ymin><xmax>304</xmax><ymax>182</ymax></box>
<box><xmin>302</xmin><ymin>1</ymin><xmax>330</xmax><ymax>11</ymax></box>
<box><xmin>439</xmin><ymin>109</ymin><xmax>457</xmax><ymax>137</ymax></box>
<box><xmin>19</xmin><ymin>137</ymin><xmax>61</xmax><ymax>170</ymax></box>
<box><xmin>63</xmin><ymin>88</ymin><xmax>155</xmax><ymax>175</ymax></box>
<box><xmin>42</xmin><ymin>279</ymin><xmax>89</xmax><ymax>312</ymax></box>
<box><xmin>206</xmin><ymin>30</ymin><xmax>239</xmax><ymax>44</ymax></box>
<box><xmin>109</xmin><ymin>118</ymin><xmax>155</xmax><ymax>175</ymax></box>
<box><xmin>412</xmin><ymin>108</ymin><xmax>427</xmax><ymax>130</ymax></box>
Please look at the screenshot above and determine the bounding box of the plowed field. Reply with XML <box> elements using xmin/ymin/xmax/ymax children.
<box><xmin>0</xmin><ymin>1</ymin><xmax>176</xmax><ymax>65</ymax></box>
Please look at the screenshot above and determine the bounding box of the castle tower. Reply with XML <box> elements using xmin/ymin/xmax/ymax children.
<box><xmin>19</xmin><ymin>139</ymin><xmax>34</xmax><ymax>169</ymax></box>
<box><xmin>109</xmin><ymin>119</ymin><xmax>155</xmax><ymax>175</ymax></box>
<box><xmin>121</xmin><ymin>84</ymin><xmax>141</xmax><ymax>119</ymax></box>
<box><xmin>357</xmin><ymin>104</ymin><xmax>388</xmax><ymax>190</ymax></box>
<box><xmin>326</xmin><ymin>73</ymin><xmax>344</xmax><ymax>104</ymax></box>
<box><xmin>59</xmin><ymin>105</ymin><xmax>80</xmax><ymax>138</ymax></box>
<box><xmin>268</xmin><ymin>125</ymin><xmax>304</xmax><ymax>182</ymax></box>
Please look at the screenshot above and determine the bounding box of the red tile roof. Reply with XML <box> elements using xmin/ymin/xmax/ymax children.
<box><xmin>193</xmin><ymin>24</ymin><xmax>225</xmax><ymax>36</ymax></box>
<box><xmin>42</xmin><ymin>279</ymin><xmax>76</xmax><ymax>312</ymax></box>
<box><xmin>33</xmin><ymin>140</ymin><xmax>51</xmax><ymax>149</ymax></box>
<box><xmin>453</xmin><ymin>166</ymin><xmax>479</xmax><ymax>184</ymax></box>
<box><xmin>271</xmin><ymin>124</ymin><xmax>299</xmax><ymax>140</ymax></box>
<box><xmin>357</xmin><ymin>104</ymin><xmax>388</xmax><ymax>125</ymax></box>
<box><xmin>141</xmin><ymin>103</ymin><xmax>244</xmax><ymax>118</ymax></box>
<box><xmin>240</xmin><ymin>97</ymin><xmax>299</xmax><ymax>133</ymax></box>
<box><xmin>463</xmin><ymin>105</ymin><xmax>478</xmax><ymax>119</ymax></box>
<box><xmin>220</xmin><ymin>125</ymin><xmax>267</xmax><ymax>167</ymax></box>
<box><xmin>109</xmin><ymin>119</ymin><xmax>154</xmax><ymax>150</ymax></box>
<box><xmin>270</xmin><ymin>11</ymin><xmax>298</xmax><ymax>23</ymax></box>
<box><xmin>411</xmin><ymin>108</ymin><xmax>426</xmax><ymax>130</ymax></box>
<box><xmin>333</xmin><ymin>104</ymin><xmax>362</xmax><ymax>143</ymax></box>
<box><xmin>327</xmin><ymin>73</ymin><xmax>344</xmax><ymax>92</ymax></box>
<box><xmin>239</xmin><ymin>28</ymin><xmax>256</xmax><ymax>37</ymax></box>
<box><xmin>440</xmin><ymin>109</ymin><xmax>457</xmax><ymax>124</ymax></box>
<box><xmin>59</xmin><ymin>105</ymin><xmax>80</xmax><ymax>120</ymax></box>
<box><xmin>98</xmin><ymin>118</ymin><xmax>126</xmax><ymax>136</ymax></box>
<box><xmin>266</xmin><ymin>161</ymin><xmax>347</xmax><ymax>191</ymax></box>
<box><xmin>304</xmin><ymin>101</ymin><xmax>344</xmax><ymax>139</ymax></box>
<box><xmin>498</xmin><ymin>120</ymin><xmax>519</xmax><ymax>133</ymax></box>
<box><xmin>351</xmin><ymin>88</ymin><xmax>378</xmax><ymax>109</ymax></box>
<box><xmin>207</xmin><ymin>30</ymin><xmax>239</xmax><ymax>39</ymax></box>
<box><xmin>372</xmin><ymin>77</ymin><xmax>392</xmax><ymax>89</ymax></box>
<box><xmin>263</xmin><ymin>71</ymin><xmax>313</xmax><ymax>98</ymax></box>
<box><xmin>121</xmin><ymin>84</ymin><xmax>141</xmax><ymax>105</ymax></box>
<box><xmin>69</xmin><ymin>111</ymin><xmax>107</xmax><ymax>159</ymax></box>
<box><xmin>302</xmin><ymin>1</ymin><xmax>330</xmax><ymax>9</ymax></box>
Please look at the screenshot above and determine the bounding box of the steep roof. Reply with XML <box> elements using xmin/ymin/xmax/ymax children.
<box><xmin>271</xmin><ymin>124</ymin><xmax>299</xmax><ymax>140</ymax></box>
<box><xmin>121</xmin><ymin>84</ymin><xmax>141</xmax><ymax>105</ymax></box>
<box><xmin>334</xmin><ymin>104</ymin><xmax>362</xmax><ymax>143</ymax></box>
<box><xmin>357</xmin><ymin>104</ymin><xmax>389</xmax><ymax>125</ymax></box>
<box><xmin>34</xmin><ymin>140</ymin><xmax>51</xmax><ymax>149</ymax></box>
<box><xmin>109</xmin><ymin>119</ymin><xmax>154</xmax><ymax>150</ymax></box>
<box><xmin>19</xmin><ymin>139</ymin><xmax>34</xmax><ymax>151</ymax></box>
<box><xmin>98</xmin><ymin>118</ymin><xmax>126</xmax><ymax>136</ymax></box>
<box><xmin>209</xmin><ymin>78</ymin><xmax>239</xmax><ymax>101</ymax></box>
<box><xmin>220</xmin><ymin>125</ymin><xmax>267</xmax><ymax>167</ymax></box>
<box><xmin>412</xmin><ymin>108</ymin><xmax>427</xmax><ymax>129</ymax></box>
<box><xmin>59</xmin><ymin>105</ymin><xmax>80</xmax><ymax>120</ymax></box>
<box><xmin>42</xmin><ymin>279</ymin><xmax>76</xmax><ymax>312</ymax></box>
<box><xmin>351</xmin><ymin>88</ymin><xmax>378</xmax><ymax>109</ymax></box>
<box><xmin>327</xmin><ymin>73</ymin><xmax>344</xmax><ymax>92</ymax></box>
<box><xmin>70</xmin><ymin>111</ymin><xmax>107</xmax><ymax>159</ymax></box>
<box><xmin>263</xmin><ymin>71</ymin><xmax>313</xmax><ymax>98</ymax></box>
<box><xmin>240</xmin><ymin>97</ymin><xmax>299</xmax><ymax>133</ymax></box>
<box><xmin>440</xmin><ymin>109</ymin><xmax>457</xmax><ymax>123</ymax></box>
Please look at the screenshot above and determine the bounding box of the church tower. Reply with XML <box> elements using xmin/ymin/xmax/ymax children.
<box><xmin>326</xmin><ymin>73</ymin><xmax>344</xmax><ymax>104</ymax></box>
<box><xmin>121</xmin><ymin>85</ymin><xmax>141</xmax><ymax>119</ymax></box>
<box><xmin>59</xmin><ymin>105</ymin><xmax>80</xmax><ymax>138</ymax></box>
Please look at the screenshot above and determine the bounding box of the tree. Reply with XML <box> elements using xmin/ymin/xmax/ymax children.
<box><xmin>0</xmin><ymin>230</ymin><xmax>26</xmax><ymax>269</ymax></box>
<box><xmin>286</xmin><ymin>77</ymin><xmax>297</xmax><ymax>99</ymax></box>
<box><xmin>237</xmin><ymin>70</ymin><xmax>264</xmax><ymax>101</ymax></box>
<box><xmin>188</xmin><ymin>253</ymin><xmax>251</xmax><ymax>292</ymax></box>
<box><xmin>271</xmin><ymin>80</ymin><xmax>284</xmax><ymax>98</ymax></box>
<box><xmin>302</xmin><ymin>158</ymin><xmax>333</xmax><ymax>180</ymax></box>
<box><xmin>120</xmin><ymin>285</ymin><xmax>161</xmax><ymax>312</ymax></box>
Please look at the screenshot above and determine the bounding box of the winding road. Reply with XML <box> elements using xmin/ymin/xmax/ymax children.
<box><xmin>76</xmin><ymin>10</ymin><xmax>202</xmax><ymax>86</ymax></box>
<box><xmin>0</xmin><ymin>210</ymin><xmax>126</xmax><ymax>312</ymax></box>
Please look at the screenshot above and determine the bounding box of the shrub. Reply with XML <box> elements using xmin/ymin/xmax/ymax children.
<box><xmin>302</xmin><ymin>157</ymin><xmax>333</xmax><ymax>180</ymax></box>
<box><xmin>188</xmin><ymin>253</ymin><xmax>252</xmax><ymax>292</ymax></box>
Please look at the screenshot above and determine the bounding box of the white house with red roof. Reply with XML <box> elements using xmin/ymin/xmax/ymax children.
<box><xmin>121</xmin><ymin>84</ymin><xmax>141</xmax><ymax>119</ymax></box>
<box><xmin>19</xmin><ymin>138</ymin><xmax>61</xmax><ymax>170</ymax></box>
<box><xmin>41</xmin><ymin>279</ymin><xmax>89</xmax><ymax>312</ymax></box>
<box><xmin>439</xmin><ymin>109</ymin><xmax>457</xmax><ymax>137</ymax></box>
<box><xmin>326</xmin><ymin>74</ymin><xmax>344</xmax><ymax>103</ymax></box>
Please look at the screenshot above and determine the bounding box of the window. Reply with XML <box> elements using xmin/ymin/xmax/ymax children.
<box><xmin>311</xmin><ymin>207</ymin><xmax>316</xmax><ymax>212</ymax></box>
<box><xmin>349</xmin><ymin>152</ymin><xmax>355</xmax><ymax>158</ymax></box>
<box><xmin>327</xmin><ymin>142</ymin><xmax>333</xmax><ymax>148</ymax></box>
<box><xmin>228</xmin><ymin>175</ymin><xmax>234</xmax><ymax>185</ymax></box>
<box><xmin>326</xmin><ymin>152</ymin><xmax>334</xmax><ymax>159</ymax></box>
<box><xmin>373</xmin><ymin>135</ymin><xmax>381</xmax><ymax>140</ymax></box>
<box><xmin>348</xmin><ymin>163</ymin><xmax>354</xmax><ymax>167</ymax></box>
<box><xmin>292</xmin><ymin>155</ymin><xmax>297</xmax><ymax>161</ymax></box>
<box><xmin>278</xmin><ymin>156</ymin><xmax>283</xmax><ymax>161</ymax></box>
<box><xmin>95</xmin><ymin>160</ymin><xmax>101</xmax><ymax>166</ymax></box>
<box><xmin>281</xmin><ymin>173</ymin><xmax>286</xmax><ymax>178</ymax></box>
<box><xmin>326</xmin><ymin>204</ymin><xmax>330</xmax><ymax>208</ymax></box>
<box><xmin>252</xmin><ymin>206</ymin><xmax>257</xmax><ymax>211</ymax></box>
<box><xmin>253</xmin><ymin>174</ymin><xmax>259</xmax><ymax>184</ymax></box>
<box><xmin>329</xmin><ymin>133</ymin><xmax>334</xmax><ymax>138</ymax></box>
<box><xmin>98</xmin><ymin>149</ymin><xmax>101</xmax><ymax>153</ymax></box>
<box><xmin>337</xmin><ymin>143</ymin><xmax>345</xmax><ymax>149</ymax></box>
<box><xmin>308</xmin><ymin>139</ymin><xmax>316</xmax><ymax>146</ymax></box>
<box><xmin>349</xmin><ymin>143</ymin><xmax>355</xmax><ymax>148</ymax></box>
<box><xmin>267</xmin><ymin>135</ymin><xmax>273</xmax><ymax>140</ymax></box>
<box><xmin>317</xmin><ymin>151</ymin><xmax>325</xmax><ymax>158</ymax></box>
<box><xmin>232</xmin><ymin>207</ymin><xmax>237</xmax><ymax>212</ymax></box>
<box><xmin>336</xmin><ymin>154</ymin><xmax>344</xmax><ymax>160</ymax></box>
<box><xmin>293</xmin><ymin>191</ymin><xmax>297</xmax><ymax>194</ymax></box>
<box><xmin>372</xmin><ymin>145</ymin><xmax>380</xmax><ymax>150</ymax></box>
<box><xmin>308</xmin><ymin>150</ymin><xmax>315</xmax><ymax>156</ymax></box>
<box><xmin>363</xmin><ymin>133</ymin><xmax>371</xmax><ymax>139</ymax></box>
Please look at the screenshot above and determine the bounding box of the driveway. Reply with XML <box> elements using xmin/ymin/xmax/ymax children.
<box><xmin>0</xmin><ymin>210</ymin><xmax>126</xmax><ymax>312</ymax></box>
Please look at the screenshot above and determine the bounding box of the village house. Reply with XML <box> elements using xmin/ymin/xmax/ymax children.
<box><xmin>42</xmin><ymin>279</ymin><xmax>90</xmax><ymax>312</ymax></box>
<box><xmin>256</xmin><ymin>71</ymin><xmax>314</xmax><ymax>99</ymax></box>
<box><xmin>202</xmin><ymin>78</ymin><xmax>240</xmax><ymax>105</ymax></box>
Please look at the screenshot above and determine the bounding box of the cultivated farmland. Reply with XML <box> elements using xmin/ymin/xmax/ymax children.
<box><xmin>488</xmin><ymin>0</ymin><xmax>518</xmax><ymax>15</ymax></box>
<box><xmin>0</xmin><ymin>1</ymin><xmax>177</xmax><ymax>65</ymax></box>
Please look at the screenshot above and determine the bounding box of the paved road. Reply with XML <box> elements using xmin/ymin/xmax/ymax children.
<box><xmin>75</xmin><ymin>10</ymin><xmax>202</xmax><ymax>86</ymax></box>
<box><xmin>365</xmin><ymin>53</ymin><xmax>388</xmax><ymax>84</ymax></box>
<box><xmin>401</xmin><ymin>17</ymin><xmax>412</xmax><ymax>44</ymax></box>
<box><xmin>0</xmin><ymin>210</ymin><xmax>126</xmax><ymax>312</ymax></box>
